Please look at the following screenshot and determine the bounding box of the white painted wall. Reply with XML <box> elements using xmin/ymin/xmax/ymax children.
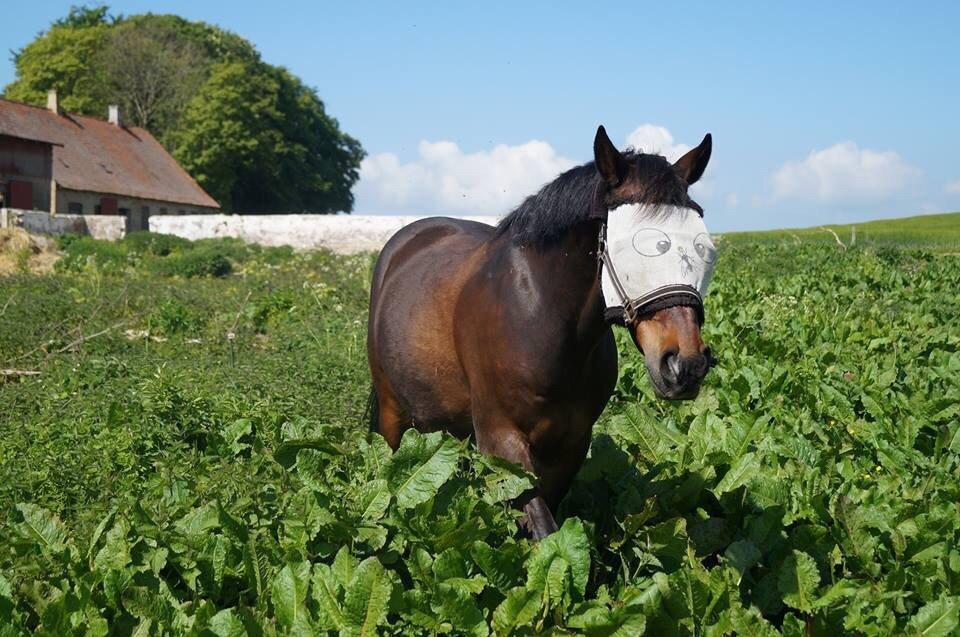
<box><xmin>0</xmin><ymin>208</ymin><xmax>127</xmax><ymax>241</ymax></box>
<box><xmin>149</xmin><ymin>214</ymin><xmax>501</xmax><ymax>254</ymax></box>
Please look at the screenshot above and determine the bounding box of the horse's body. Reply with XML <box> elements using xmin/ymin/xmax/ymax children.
<box><xmin>368</xmin><ymin>127</ymin><xmax>713</xmax><ymax>537</ymax></box>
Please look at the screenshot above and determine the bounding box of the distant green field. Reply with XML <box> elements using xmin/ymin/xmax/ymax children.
<box><xmin>724</xmin><ymin>211</ymin><xmax>960</xmax><ymax>250</ymax></box>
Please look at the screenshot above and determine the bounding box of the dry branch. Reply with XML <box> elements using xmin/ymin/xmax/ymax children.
<box><xmin>820</xmin><ymin>227</ymin><xmax>847</xmax><ymax>250</ymax></box>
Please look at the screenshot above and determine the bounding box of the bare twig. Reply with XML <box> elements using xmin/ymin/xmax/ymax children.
<box><xmin>55</xmin><ymin>319</ymin><xmax>130</xmax><ymax>353</ymax></box>
<box><xmin>228</xmin><ymin>291</ymin><xmax>253</xmax><ymax>336</ymax></box>
<box><xmin>820</xmin><ymin>227</ymin><xmax>847</xmax><ymax>250</ymax></box>
<box><xmin>1</xmin><ymin>369</ymin><xmax>40</xmax><ymax>377</ymax></box>
<box><xmin>0</xmin><ymin>293</ymin><xmax>15</xmax><ymax>318</ymax></box>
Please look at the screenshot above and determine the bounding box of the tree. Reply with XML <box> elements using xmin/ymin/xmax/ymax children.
<box><xmin>173</xmin><ymin>61</ymin><xmax>364</xmax><ymax>213</ymax></box>
<box><xmin>97</xmin><ymin>20</ymin><xmax>206</xmax><ymax>141</ymax></box>
<box><xmin>53</xmin><ymin>5</ymin><xmax>112</xmax><ymax>28</ymax></box>
<box><xmin>4</xmin><ymin>23</ymin><xmax>109</xmax><ymax>115</ymax></box>
<box><xmin>3</xmin><ymin>7</ymin><xmax>364</xmax><ymax>213</ymax></box>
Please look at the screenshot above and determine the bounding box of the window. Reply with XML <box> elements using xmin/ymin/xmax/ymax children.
<box><xmin>67</xmin><ymin>202</ymin><xmax>83</xmax><ymax>214</ymax></box>
<box><xmin>99</xmin><ymin>197</ymin><xmax>118</xmax><ymax>215</ymax></box>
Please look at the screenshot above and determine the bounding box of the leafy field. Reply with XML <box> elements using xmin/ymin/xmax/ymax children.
<box><xmin>1</xmin><ymin>229</ymin><xmax>959</xmax><ymax>635</ymax></box>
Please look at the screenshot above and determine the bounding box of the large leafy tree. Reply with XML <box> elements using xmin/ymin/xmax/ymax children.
<box><xmin>4</xmin><ymin>21</ymin><xmax>109</xmax><ymax>114</ymax></box>
<box><xmin>172</xmin><ymin>62</ymin><xmax>363</xmax><ymax>213</ymax></box>
<box><xmin>2</xmin><ymin>6</ymin><xmax>363</xmax><ymax>213</ymax></box>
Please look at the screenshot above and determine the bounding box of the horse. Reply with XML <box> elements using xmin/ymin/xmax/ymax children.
<box><xmin>367</xmin><ymin>125</ymin><xmax>714</xmax><ymax>538</ymax></box>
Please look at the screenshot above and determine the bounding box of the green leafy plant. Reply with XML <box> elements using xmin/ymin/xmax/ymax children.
<box><xmin>1</xmin><ymin>232</ymin><xmax>958</xmax><ymax>634</ymax></box>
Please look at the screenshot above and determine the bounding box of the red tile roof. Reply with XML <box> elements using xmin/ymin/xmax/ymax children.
<box><xmin>0</xmin><ymin>98</ymin><xmax>219</xmax><ymax>209</ymax></box>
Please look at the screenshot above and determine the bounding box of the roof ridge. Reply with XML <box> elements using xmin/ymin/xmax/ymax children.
<box><xmin>0</xmin><ymin>96</ymin><xmax>149</xmax><ymax>132</ymax></box>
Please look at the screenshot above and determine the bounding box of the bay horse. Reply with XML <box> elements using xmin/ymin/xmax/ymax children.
<box><xmin>367</xmin><ymin>126</ymin><xmax>714</xmax><ymax>538</ymax></box>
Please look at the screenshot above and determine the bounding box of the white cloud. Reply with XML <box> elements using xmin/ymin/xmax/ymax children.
<box><xmin>725</xmin><ymin>192</ymin><xmax>740</xmax><ymax>208</ymax></box>
<box><xmin>355</xmin><ymin>125</ymin><xmax>714</xmax><ymax>216</ymax></box>
<box><xmin>946</xmin><ymin>179</ymin><xmax>960</xmax><ymax>194</ymax></box>
<box><xmin>355</xmin><ymin>140</ymin><xmax>575</xmax><ymax>215</ymax></box>
<box><xmin>623</xmin><ymin>124</ymin><xmax>691</xmax><ymax>163</ymax></box>
<box><xmin>772</xmin><ymin>142</ymin><xmax>921</xmax><ymax>203</ymax></box>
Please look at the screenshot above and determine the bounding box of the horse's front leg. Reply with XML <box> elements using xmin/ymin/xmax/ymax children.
<box><xmin>474</xmin><ymin>418</ymin><xmax>558</xmax><ymax>539</ymax></box>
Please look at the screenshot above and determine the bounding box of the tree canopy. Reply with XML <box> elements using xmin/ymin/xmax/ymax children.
<box><xmin>4</xmin><ymin>6</ymin><xmax>364</xmax><ymax>213</ymax></box>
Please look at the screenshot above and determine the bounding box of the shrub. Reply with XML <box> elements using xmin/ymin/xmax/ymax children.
<box><xmin>55</xmin><ymin>236</ymin><xmax>130</xmax><ymax>273</ymax></box>
<box><xmin>149</xmin><ymin>245</ymin><xmax>233</xmax><ymax>278</ymax></box>
<box><xmin>121</xmin><ymin>231</ymin><xmax>191</xmax><ymax>256</ymax></box>
<box><xmin>147</xmin><ymin>298</ymin><xmax>200</xmax><ymax>335</ymax></box>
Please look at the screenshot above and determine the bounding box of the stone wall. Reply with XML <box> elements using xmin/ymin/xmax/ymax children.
<box><xmin>149</xmin><ymin>214</ymin><xmax>501</xmax><ymax>254</ymax></box>
<box><xmin>0</xmin><ymin>208</ymin><xmax>127</xmax><ymax>241</ymax></box>
<box><xmin>54</xmin><ymin>188</ymin><xmax>218</xmax><ymax>232</ymax></box>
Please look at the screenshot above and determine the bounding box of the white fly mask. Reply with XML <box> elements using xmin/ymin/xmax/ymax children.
<box><xmin>599</xmin><ymin>205</ymin><xmax>717</xmax><ymax>324</ymax></box>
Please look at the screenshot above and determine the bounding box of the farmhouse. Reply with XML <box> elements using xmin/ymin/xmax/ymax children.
<box><xmin>0</xmin><ymin>90</ymin><xmax>219</xmax><ymax>231</ymax></box>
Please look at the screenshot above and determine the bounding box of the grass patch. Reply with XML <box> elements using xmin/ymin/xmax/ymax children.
<box><xmin>725</xmin><ymin>210</ymin><xmax>960</xmax><ymax>250</ymax></box>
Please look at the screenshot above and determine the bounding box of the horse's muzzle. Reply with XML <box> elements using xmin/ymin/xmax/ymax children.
<box><xmin>630</xmin><ymin>305</ymin><xmax>712</xmax><ymax>400</ymax></box>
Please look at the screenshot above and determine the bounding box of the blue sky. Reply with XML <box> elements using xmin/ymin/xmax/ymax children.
<box><xmin>4</xmin><ymin>1</ymin><xmax>959</xmax><ymax>231</ymax></box>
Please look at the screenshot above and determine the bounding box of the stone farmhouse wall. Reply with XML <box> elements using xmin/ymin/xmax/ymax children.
<box><xmin>0</xmin><ymin>208</ymin><xmax>126</xmax><ymax>241</ymax></box>
<box><xmin>149</xmin><ymin>214</ymin><xmax>501</xmax><ymax>254</ymax></box>
<box><xmin>2</xmin><ymin>210</ymin><xmax>504</xmax><ymax>254</ymax></box>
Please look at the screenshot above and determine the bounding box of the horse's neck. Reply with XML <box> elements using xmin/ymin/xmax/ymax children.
<box><xmin>512</xmin><ymin>220</ymin><xmax>608</xmax><ymax>343</ymax></box>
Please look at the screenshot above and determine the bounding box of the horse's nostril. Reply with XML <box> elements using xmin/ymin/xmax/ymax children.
<box><xmin>668</xmin><ymin>354</ymin><xmax>682</xmax><ymax>379</ymax></box>
<box><xmin>702</xmin><ymin>347</ymin><xmax>716</xmax><ymax>369</ymax></box>
<box><xmin>660</xmin><ymin>350</ymin><xmax>682</xmax><ymax>383</ymax></box>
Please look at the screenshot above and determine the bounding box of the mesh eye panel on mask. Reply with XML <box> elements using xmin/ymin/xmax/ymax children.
<box><xmin>599</xmin><ymin>205</ymin><xmax>716</xmax><ymax>325</ymax></box>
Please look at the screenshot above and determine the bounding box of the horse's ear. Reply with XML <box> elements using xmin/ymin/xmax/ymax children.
<box><xmin>673</xmin><ymin>133</ymin><xmax>712</xmax><ymax>185</ymax></box>
<box><xmin>594</xmin><ymin>125</ymin><xmax>627</xmax><ymax>187</ymax></box>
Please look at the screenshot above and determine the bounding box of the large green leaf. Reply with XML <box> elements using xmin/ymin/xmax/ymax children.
<box><xmin>906</xmin><ymin>596</ymin><xmax>960</xmax><ymax>637</ymax></box>
<box><xmin>493</xmin><ymin>586</ymin><xmax>542</xmax><ymax>634</ymax></box>
<box><xmin>725</xmin><ymin>539</ymin><xmax>761</xmax><ymax>576</ymax></box>
<box><xmin>274</xmin><ymin>437</ymin><xmax>344</xmax><ymax>469</ymax></box>
<box><xmin>526</xmin><ymin>518</ymin><xmax>591</xmax><ymax>605</ymax></box>
<box><xmin>93</xmin><ymin>521</ymin><xmax>131</xmax><ymax>572</ymax></box>
<box><xmin>476</xmin><ymin>454</ymin><xmax>535</xmax><ymax>503</ymax></box>
<box><xmin>609</xmin><ymin>405</ymin><xmax>676</xmax><ymax>464</ymax></box>
<box><xmin>312</xmin><ymin>563</ymin><xmax>346</xmax><ymax>632</ymax></box>
<box><xmin>471</xmin><ymin>541</ymin><xmax>527</xmax><ymax>590</ymax></box>
<box><xmin>568</xmin><ymin>602</ymin><xmax>647</xmax><ymax>637</ymax></box>
<box><xmin>207</xmin><ymin>608</ymin><xmax>247</xmax><ymax>637</ymax></box>
<box><xmin>714</xmin><ymin>452</ymin><xmax>760</xmax><ymax>495</ymax></box>
<box><xmin>386</xmin><ymin>430</ymin><xmax>460</xmax><ymax>509</ymax></box>
<box><xmin>271</xmin><ymin>561</ymin><xmax>312</xmax><ymax>633</ymax></box>
<box><xmin>356</xmin><ymin>479</ymin><xmax>391</xmax><ymax>522</ymax></box>
<box><xmin>14</xmin><ymin>503</ymin><xmax>69</xmax><ymax>552</ymax></box>
<box><xmin>777</xmin><ymin>550</ymin><xmax>821</xmax><ymax>612</ymax></box>
<box><xmin>342</xmin><ymin>557</ymin><xmax>391</xmax><ymax>637</ymax></box>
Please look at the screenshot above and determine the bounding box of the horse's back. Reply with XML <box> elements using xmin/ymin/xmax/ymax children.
<box><xmin>371</xmin><ymin>216</ymin><xmax>494</xmax><ymax>298</ymax></box>
<box><xmin>368</xmin><ymin>217</ymin><xmax>494</xmax><ymax>435</ymax></box>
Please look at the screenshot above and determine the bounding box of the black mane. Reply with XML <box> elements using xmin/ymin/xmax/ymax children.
<box><xmin>495</xmin><ymin>151</ymin><xmax>696</xmax><ymax>247</ymax></box>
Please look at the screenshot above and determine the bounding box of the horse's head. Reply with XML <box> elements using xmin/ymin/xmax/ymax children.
<box><xmin>593</xmin><ymin>125</ymin><xmax>715</xmax><ymax>400</ymax></box>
